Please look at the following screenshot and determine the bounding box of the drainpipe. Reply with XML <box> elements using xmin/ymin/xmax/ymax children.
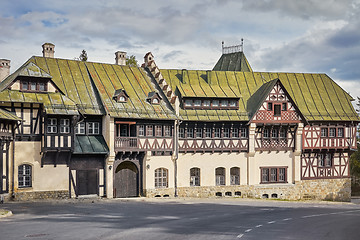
<box><xmin>172</xmin><ymin>119</ymin><xmax>180</xmax><ymax>197</ymax></box>
<box><xmin>11</xmin><ymin>124</ymin><xmax>16</xmax><ymax>199</ymax></box>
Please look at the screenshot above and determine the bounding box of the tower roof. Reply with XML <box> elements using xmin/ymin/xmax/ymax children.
<box><xmin>213</xmin><ymin>51</ymin><xmax>252</xmax><ymax>72</ymax></box>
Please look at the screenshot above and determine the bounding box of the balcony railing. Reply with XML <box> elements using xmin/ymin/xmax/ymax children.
<box><xmin>114</xmin><ymin>136</ymin><xmax>173</xmax><ymax>152</ymax></box>
<box><xmin>115</xmin><ymin>137</ymin><xmax>138</xmax><ymax>149</ymax></box>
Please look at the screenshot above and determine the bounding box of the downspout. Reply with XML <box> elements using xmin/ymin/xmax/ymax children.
<box><xmin>11</xmin><ymin>123</ymin><xmax>17</xmax><ymax>199</ymax></box>
<box><xmin>172</xmin><ymin>119</ymin><xmax>180</xmax><ymax>197</ymax></box>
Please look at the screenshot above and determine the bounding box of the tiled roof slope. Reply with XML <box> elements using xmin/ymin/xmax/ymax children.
<box><xmin>0</xmin><ymin>108</ymin><xmax>22</xmax><ymax>121</ymax></box>
<box><xmin>213</xmin><ymin>52</ymin><xmax>252</xmax><ymax>72</ymax></box>
<box><xmin>160</xmin><ymin>69</ymin><xmax>359</xmax><ymax>122</ymax></box>
<box><xmin>27</xmin><ymin>57</ymin><xmax>176</xmax><ymax>119</ymax></box>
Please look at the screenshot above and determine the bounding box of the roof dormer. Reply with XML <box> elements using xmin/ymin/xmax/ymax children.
<box><xmin>147</xmin><ymin>91</ymin><xmax>162</xmax><ymax>105</ymax></box>
<box><xmin>113</xmin><ymin>89</ymin><xmax>129</xmax><ymax>103</ymax></box>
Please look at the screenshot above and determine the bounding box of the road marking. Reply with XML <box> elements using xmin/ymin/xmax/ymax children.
<box><xmin>255</xmin><ymin>224</ymin><xmax>263</xmax><ymax>228</ymax></box>
<box><xmin>237</xmin><ymin>234</ymin><xmax>244</xmax><ymax>238</ymax></box>
<box><xmin>283</xmin><ymin>218</ymin><xmax>292</xmax><ymax>221</ymax></box>
<box><xmin>245</xmin><ymin>229</ymin><xmax>252</xmax><ymax>233</ymax></box>
<box><xmin>301</xmin><ymin>209</ymin><xmax>360</xmax><ymax>219</ymax></box>
<box><xmin>268</xmin><ymin>221</ymin><xmax>276</xmax><ymax>224</ymax></box>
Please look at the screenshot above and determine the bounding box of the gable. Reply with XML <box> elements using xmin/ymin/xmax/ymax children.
<box><xmin>250</xmin><ymin>80</ymin><xmax>302</xmax><ymax>124</ymax></box>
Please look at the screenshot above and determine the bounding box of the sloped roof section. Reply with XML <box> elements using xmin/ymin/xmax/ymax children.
<box><xmin>0</xmin><ymin>61</ymin><xmax>52</xmax><ymax>92</ymax></box>
<box><xmin>85</xmin><ymin>62</ymin><xmax>177</xmax><ymax>120</ymax></box>
<box><xmin>160</xmin><ymin>69</ymin><xmax>359</xmax><ymax>122</ymax></box>
<box><xmin>30</xmin><ymin>57</ymin><xmax>105</xmax><ymax>115</ymax></box>
<box><xmin>74</xmin><ymin>135</ymin><xmax>109</xmax><ymax>154</ymax></box>
<box><xmin>213</xmin><ymin>52</ymin><xmax>252</xmax><ymax>72</ymax></box>
<box><xmin>0</xmin><ymin>90</ymin><xmax>78</xmax><ymax>115</ymax></box>
<box><xmin>0</xmin><ymin>108</ymin><xmax>22</xmax><ymax>121</ymax></box>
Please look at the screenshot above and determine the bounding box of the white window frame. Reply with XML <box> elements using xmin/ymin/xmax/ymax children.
<box><xmin>18</xmin><ymin>164</ymin><xmax>32</xmax><ymax>188</ymax></box>
<box><xmin>88</xmin><ymin>122</ymin><xmax>100</xmax><ymax>135</ymax></box>
<box><xmin>138</xmin><ymin>125</ymin><xmax>145</xmax><ymax>136</ymax></box>
<box><xmin>76</xmin><ymin>122</ymin><xmax>85</xmax><ymax>135</ymax></box>
<box><xmin>190</xmin><ymin>168</ymin><xmax>200</xmax><ymax>186</ymax></box>
<box><xmin>60</xmin><ymin>119</ymin><xmax>70</xmax><ymax>134</ymax></box>
<box><xmin>47</xmin><ymin>118</ymin><xmax>57</xmax><ymax>133</ymax></box>
<box><xmin>155</xmin><ymin>168</ymin><xmax>168</xmax><ymax>188</ymax></box>
<box><xmin>164</xmin><ymin>125</ymin><xmax>171</xmax><ymax>137</ymax></box>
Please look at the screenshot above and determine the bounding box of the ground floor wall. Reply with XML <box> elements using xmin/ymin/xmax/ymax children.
<box><xmin>146</xmin><ymin>178</ymin><xmax>351</xmax><ymax>202</ymax></box>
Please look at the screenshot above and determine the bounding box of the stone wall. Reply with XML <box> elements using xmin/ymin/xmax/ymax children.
<box><xmin>145</xmin><ymin>178</ymin><xmax>351</xmax><ymax>202</ymax></box>
<box><xmin>12</xmin><ymin>190</ymin><xmax>69</xmax><ymax>201</ymax></box>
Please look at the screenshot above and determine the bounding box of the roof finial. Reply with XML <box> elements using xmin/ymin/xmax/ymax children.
<box><xmin>241</xmin><ymin>38</ymin><xmax>244</xmax><ymax>52</ymax></box>
<box><xmin>222</xmin><ymin>41</ymin><xmax>224</xmax><ymax>51</ymax></box>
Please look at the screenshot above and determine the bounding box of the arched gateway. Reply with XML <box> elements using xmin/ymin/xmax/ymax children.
<box><xmin>113</xmin><ymin>160</ymin><xmax>139</xmax><ymax>198</ymax></box>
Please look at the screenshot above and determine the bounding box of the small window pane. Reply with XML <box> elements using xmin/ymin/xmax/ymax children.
<box><xmin>329</xmin><ymin>128</ymin><xmax>336</xmax><ymax>137</ymax></box>
<box><xmin>146</xmin><ymin>125</ymin><xmax>153</xmax><ymax>136</ymax></box>
<box><xmin>267</xmin><ymin>102</ymin><xmax>273</xmax><ymax>111</ymax></box>
<box><xmin>263</xmin><ymin>128</ymin><xmax>269</xmax><ymax>138</ymax></box>
<box><xmin>60</xmin><ymin>119</ymin><xmax>70</xmax><ymax>134</ymax></box>
<box><xmin>229</xmin><ymin>100</ymin><xmax>237</xmax><ymax>107</ymax></box>
<box><xmin>205</xmin><ymin>128</ymin><xmax>211</xmax><ymax>138</ymax></box>
<box><xmin>138</xmin><ymin>125</ymin><xmax>145</xmax><ymax>136</ymax></box>
<box><xmin>282</xmin><ymin>103</ymin><xmax>287</xmax><ymax>111</ymax></box>
<box><xmin>337</xmin><ymin>128</ymin><xmax>344</xmax><ymax>137</ymax></box>
<box><xmin>155</xmin><ymin>168</ymin><xmax>168</xmax><ymax>188</ymax></box>
<box><xmin>39</xmin><ymin>83</ymin><xmax>46</xmax><ymax>91</ymax></box>
<box><xmin>179</xmin><ymin>128</ymin><xmax>185</xmax><ymax>138</ymax></box>
<box><xmin>18</xmin><ymin>164</ymin><xmax>32</xmax><ymax>188</ymax></box>
<box><xmin>321</xmin><ymin>128</ymin><xmax>328</xmax><ymax>137</ymax></box>
<box><xmin>274</xmin><ymin>104</ymin><xmax>281</xmax><ymax>116</ymax></box>
<box><xmin>214</xmin><ymin>128</ymin><xmax>220</xmax><ymax>138</ymax></box>
<box><xmin>232</xmin><ymin>128</ymin><xmax>239</xmax><ymax>138</ymax></box>
<box><xmin>30</xmin><ymin>82</ymin><xmax>37</xmax><ymax>91</ymax></box>
<box><xmin>212</xmin><ymin>100</ymin><xmax>219</xmax><ymax>107</ymax></box>
<box><xmin>223</xmin><ymin>128</ymin><xmax>230</xmax><ymax>138</ymax></box>
<box><xmin>240</xmin><ymin>128</ymin><xmax>247</xmax><ymax>138</ymax></box>
<box><xmin>220</xmin><ymin>100</ymin><xmax>228</xmax><ymax>107</ymax></box>
<box><xmin>155</xmin><ymin>125</ymin><xmax>162</xmax><ymax>136</ymax></box>
<box><xmin>184</xmin><ymin>99</ymin><xmax>192</xmax><ymax>107</ymax></box>
<box><xmin>203</xmin><ymin>100</ymin><xmax>211</xmax><ymax>107</ymax></box>
<box><xmin>187</xmin><ymin>128</ymin><xmax>194</xmax><ymax>138</ymax></box>
<box><xmin>21</xmin><ymin>81</ymin><xmax>28</xmax><ymax>90</ymax></box>
<box><xmin>164</xmin><ymin>125</ymin><xmax>171</xmax><ymax>137</ymax></box>
<box><xmin>194</xmin><ymin>100</ymin><xmax>201</xmax><ymax>106</ymax></box>
<box><xmin>76</xmin><ymin>122</ymin><xmax>85</xmax><ymax>135</ymax></box>
<box><xmin>47</xmin><ymin>118</ymin><xmax>57</xmax><ymax>133</ymax></box>
<box><xmin>196</xmin><ymin>128</ymin><xmax>202</xmax><ymax>138</ymax></box>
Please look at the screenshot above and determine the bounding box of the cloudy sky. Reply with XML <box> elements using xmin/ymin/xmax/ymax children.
<box><xmin>1</xmin><ymin>0</ymin><xmax>360</xmax><ymax>102</ymax></box>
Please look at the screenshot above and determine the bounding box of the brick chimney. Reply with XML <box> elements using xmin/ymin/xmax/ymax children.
<box><xmin>42</xmin><ymin>43</ymin><xmax>55</xmax><ymax>58</ymax></box>
<box><xmin>115</xmin><ymin>51</ymin><xmax>126</xmax><ymax>65</ymax></box>
<box><xmin>0</xmin><ymin>59</ymin><xmax>10</xmax><ymax>81</ymax></box>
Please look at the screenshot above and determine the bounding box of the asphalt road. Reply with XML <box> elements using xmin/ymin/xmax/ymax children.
<box><xmin>1</xmin><ymin>198</ymin><xmax>360</xmax><ymax>240</ymax></box>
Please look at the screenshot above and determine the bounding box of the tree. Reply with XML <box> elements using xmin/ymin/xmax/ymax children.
<box><xmin>350</xmin><ymin>96</ymin><xmax>360</xmax><ymax>194</ymax></box>
<box><xmin>126</xmin><ymin>55</ymin><xmax>138</xmax><ymax>67</ymax></box>
<box><xmin>79</xmin><ymin>50</ymin><xmax>88</xmax><ymax>62</ymax></box>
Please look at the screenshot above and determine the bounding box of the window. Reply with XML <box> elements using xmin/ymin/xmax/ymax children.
<box><xmin>261</xmin><ymin>167</ymin><xmax>287</xmax><ymax>183</ymax></box>
<box><xmin>190</xmin><ymin>168</ymin><xmax>200</xmax><ymax>186</ymax></box>
<box><xmin>179</xmin><ymin>128</ymin><xmax>184</xmax><ymax>138</ymax></box>
<box><xmin>232</xmin><ymin>128</ymin><xmax>239</xmax><ymax>138</ymax></box>
<box><xmin>274</xmin><ymin>104</ymin><xmax>281</xmax><ymax>116</ymax></box>
<box><xmin>21</xmin><ymin>81</ymin><xmax>28</xmax><ymax>91</ymax></box>
<box><xmin>214</xmin><ymin>128</ymin><xmax>221</xmax><ymax>138</ymax></box>
<box><xmin>205</xmin><ymin>128</ymin><xmax>211</xmax><ymax>138</ymax></box>
<box><xmin>194</xmin><ymin>100</ymin><xmax>201</xmax><ymax>107</ymax></box>
<box><xmin>229</xmin><ymin>100</ymin><xmax>237</xmax><ymax>107</ymax></box>
<box><xmin>267</xmin><ymin>102</ymin><xmax>273</xmax><ymax>111</ymax></box>
<box><xmin>184</xmin><ymin>99</ymin><xmax>192</xmax><ymax>107</ymax></box>
<box><xmin>282</xmin><ymin>103</ymin><xmax>287</xmax><ymax>111</ymax></box>
<box><xmin>230</xmin><ymin>167</ymin><xmax>240</xmax><ymax>185</ymax></box>
<box><xmin>47</xmin><ymin>118</ymin><xmax>57</xmax><ymax>133</ymax></box>
<box><xmin>196</xmin><ymin>128</ymin><xmax>202</xmax><ymax>138</ymax></box>
<box><xmin>223</xmin><ymin>128</ymin><xmax>230</xmax><ymax>138</ymax></box>
<box><xmin>155</xmin><ymin>168</ymin><xmax>168</xmax><ymax>188</ymax></box>
<box><xmin>280</xmin><ymin>128</ymin><xmax>286</xmax><ymax>139</ymax></box>
<box><xmin>220</xmin><ymin>100</ymin><xmax>228</xmax><ymax>107</ymax></box>
<box><xmin>21</xmin><ymin>81</ymin><xmax>47</xmax><ymax>92</ymax></box>
<box><xmin>338</xmin><ymin>128</ymin><xmax>344</xmax><ymax>138</ymax></box>
<box><xmin>263</xmin><ymin>128</ymin><xmax>269</xmax><ymax>138</ymax></box>
<box><xmin>240</xmin><ymin>128</ymin><xmax>247</xmax><ymax>138</ymax></box>
<box><xmin>215</xmin><ymin>167</ymin><xmax>225</xmax><ymax>186</ymax></box>
<box><xmin>88</xmin><ymin>122</ymin><xmax>100</xmax><ymax>135</ymax></box>
<box><xmin>318</xmin><ymin>153</ymin><xmax>333</xmax><ymax>167</ymax></box>
<box><xmin>76</xmin><ymin>122</ymin><xmax>85</xmax><ymax>134</ymax></box>
<box><xmin>155</xmin><ymin>125</ymin><xmax>162</xmax><ymax>137</ymax></box>
<box><xmin>60</xmin><ymin>119</ymin><xmax>70</xmax><ymax>134</ymax></box>
<box><xmin>152</xmin><ymin>98</ymin><xmax>159</xmax><ymax>104</ymax></box>
<box><xmin>146</xmin><ymin>125</ymin><xmax>153</xmax><ymax>136</ymax></box>
<box><xmin>187</xmin><ymin>128</ymin><xmax>194</xmax><ymax>138</ymax></box>
<box><xmin>321</xmin><ymin>128</ymin><xmax>328</xmax><ymax>137</ymax></box>
<box><xmin>164</xmin><ymin>125</ymin><xmax>172</xmax><ymax>137</ymax></box>
<box><xmin>212</xmin><ymin>100</ymin><xmax>219</xmax><ymax>107</ymax></box>
<box><xmin>39</xmin><ymin>83</ymin><xmax>46</xmax><ymax>91</ymax></box>
<box><xmin>18</xmin><ymin>164</ymin><xmax>32</xmax><ymax>188</ymax></box>
<box><xmin>203</xmin><ymin>100</ymin><xmax>211</xmax><ymax>107</ymax></box>
<box><xmin>30</xmin><ymin>82</ymin><xmax>37</xmax><ymax>91</ymax></box>
<box><xmin>119</xmin><ymin>96</ymin><xmax>126</xmax><ymax>102</ymax></box>
<box><xmin>138</xmin><ymin>125</ymin><xmax>145</xmax><ymax>136</ymax></box>
<box><xmin>329</xmin><ymin>128</ymin><xmax>336</xmax><ymax>137</ymax></box>
<box><xmin>271</xmin><ymin>129</ymin><xmax>278</xmax><ymax>138</ymax></box>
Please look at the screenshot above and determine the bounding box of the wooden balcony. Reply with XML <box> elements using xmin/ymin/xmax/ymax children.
<box><xmin>114</xmin><ymin>136</ymin><xmax>173</xmax><ymax>152</ymax></box>
<box><xmin>178</xmin><ymin>138</ymin><xmax>248</xmax><ymax>153</ymax></box>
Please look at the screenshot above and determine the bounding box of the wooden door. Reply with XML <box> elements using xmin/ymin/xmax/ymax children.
<box><xmin>114</xmin><ymin>161</ymin><xmax>138</xmax><ymax>198</ymax></box>
<box><xmin>77</xmin><ymin>170</ymin><xmax>98</xmax><ymax>195</ymax></box>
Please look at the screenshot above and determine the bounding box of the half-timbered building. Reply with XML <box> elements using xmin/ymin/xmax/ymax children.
<box><xmin>0</xmin><ymin>42</ymin><xmax>358</xmax><ymax>201</ymax></box>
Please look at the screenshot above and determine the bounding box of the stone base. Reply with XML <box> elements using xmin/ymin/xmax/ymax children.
<box><xmin>145</xmin><ymin>178</ymin><xmax>351</xmax><ymax>202</ymax></box>
<box><xmin>12</xmin><ymin>190</ymin><xmax>69</xmax><ymax>201</ymax></box>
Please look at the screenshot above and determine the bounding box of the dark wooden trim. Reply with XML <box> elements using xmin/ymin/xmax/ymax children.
<box><xmin>260</xmin><ymin>166</ymin><xmax>288</xmax><ymax>184</ymax></box>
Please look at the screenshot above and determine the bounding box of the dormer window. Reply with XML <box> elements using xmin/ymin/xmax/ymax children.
<box><xmin>147</xmin><ymin>91</ymin><xmax>162</xmax><ymax>105</ymax></box>
<box><xmin>20</xmin><ymin>80</ymin><xmax>48</xmax><ymax>92</ymax></box>
<box><xmin>185</xmin><ymin>99</ymin><xmax>193</xmax><ymax>107</ymax></box>
<box><xmin>183</xmin><ymin>98</ymin><xmax>239</xmax><ymax>110</ymax></box>
<box><xmin>203</xmin><ymin>100</ymin><xmax>210</xmax><ymax>107</ymax></box>
<box><xmin>113</xmin><ymin>89</ymin><xmax>129</xmax><ymax>103</ymax></box>
<box><xmin>212</xmin><ymin>100</ymin><xmax>219</xmax><ymax>107</ymax></box>
<box><xmin>194</xmin><ymin>100</ymin><xmax>201</xmax><ymax>106</ymax></box>
<box><xmin>220</xmin><ymin>100</ymin><xmax>228</xmax><ymax>107</ymax></box>
<box><xmin>229</xmin><ymin>100</ymin><xmax>237</xmax><ymax>107</ymax></box>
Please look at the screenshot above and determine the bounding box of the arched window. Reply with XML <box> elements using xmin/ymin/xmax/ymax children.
<box><xmin>190</xmin><ymin>167</ymin><xmax>200</xmax><ymax>186</ymax></box>
<box><xmin>18</xmin><ymin>164</ymin><xmax>32</xmax><ymax>188</ymax></box>
<box><xmin>155</xmin><ymin>168</ymin><xmax>168</xmax><ymax>188</ymax></box>
<box><xmin>215</xmin><ymin>167</ymin><xmax>225</xmax><ymax>186</ymax></box>
<box><xmin>230</xmin><ymin>167</ymin><xmax>240</xmax><ymax>185</ymax></box>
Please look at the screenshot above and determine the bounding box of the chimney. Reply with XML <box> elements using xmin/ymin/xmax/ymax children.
<box><xmin>0</xmin><ymin>59</ymin><xmax>10</xmax><ymax>81</ymax></box>
<box><xmin>115</xmin><ymin>51</ymin><xmax>127</xmax><ymax>65</ymax></box>
<box><xmin>42</xmin><ymin>43</ymin><xmax>55</xmax><ymax>58</ymax></box>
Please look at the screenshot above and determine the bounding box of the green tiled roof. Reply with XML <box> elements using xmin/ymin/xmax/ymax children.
<box><xmin>160</xmin><ymin>69</ymin><xmax>359</xmax><ymax>122</ymax></box>
<box><xmin>85</xmin><ymin>62</ymin><xmax>177</xmax><ymax>119</ymax></box>
<box><xmin>213</xmin><ymin>52</ymin><xmax>252</xmax><ymax>72</ymax></box>
<box><xmin>74</xmin><ymin>135</ymin><xmax>109</xmax><ymax>154</ymax></box>
<box><xmin>0</xmin><ymin>108</ymin><xmax>22</xmax><ymax>121</ymax></box>
<box><xmin>0</xmin><ymin>90</ymin><xmax>78</xmax><ymax>115</ymax></box>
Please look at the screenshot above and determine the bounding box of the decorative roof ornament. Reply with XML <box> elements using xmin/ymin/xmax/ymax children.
<box><xmin>222</xmin><ymin>39</ymin><xmax>244</xmax><ymax>54</ymax></box>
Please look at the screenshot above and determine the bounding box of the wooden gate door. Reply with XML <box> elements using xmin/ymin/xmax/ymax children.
<box><xmin>114</xmin><ymin>161</ymin><xmax>139</xmax><ymax>198</ymax></box>
<box><xmin>77</xmin><ymin>170</ymin><xmax>98</xmax><ymax>195</ymax></box>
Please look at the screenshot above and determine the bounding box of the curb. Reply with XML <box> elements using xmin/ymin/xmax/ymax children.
<box><xmin>0</xmin><ymin>210</ymin><xmax>13</xmax><ymax>218</ymax></box>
